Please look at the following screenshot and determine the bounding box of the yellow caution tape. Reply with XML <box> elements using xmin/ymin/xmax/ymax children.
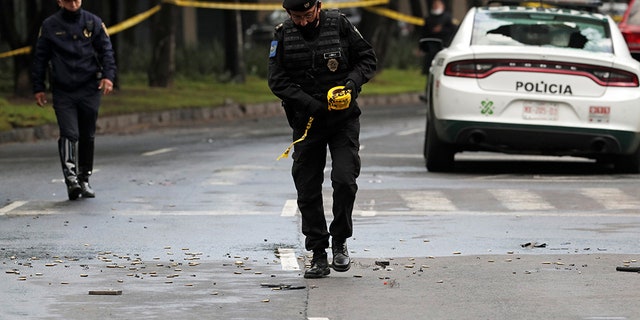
<box><xmin>364</xmin><ymin>6</ymin><xmax>424</xmax><ymax>26</ymax></box>
<box><xmin>277</xmin><ymin>116</ymin><xmax>314</xmax><ymax>160</ymax></box>
<box><xmin>1</xmin><ymin>0</ymin><xmax>397</xmax><ymax>59</ymax></box>
<box><xmin>0</xmin><ymin>5</ymin><xmax>162</xmax><ymax>59</ymax></box>
<box><xmin>166</xmin><ymin>0</ymin><xmax>389</xmax><ymax>10</ymax></box>
<box><xmin>107</xmin><ymin>4</ymin><xmax>162</xmax><ymax>35</ymax></box>
<box><xmin>0</xmin><ymin>46</ymin><xmax>31</xmax><ymax>59</ymax></box>
<box><xmin>310</xmin><ymin>0</ymin><xmax>390</xmax><ymax>9</ymax></box>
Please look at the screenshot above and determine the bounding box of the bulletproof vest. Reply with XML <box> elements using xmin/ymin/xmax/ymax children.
<box><xmin>282</xmin><ymin>10</ymin><xmax>350</xmax><ymax>96</ymax></box>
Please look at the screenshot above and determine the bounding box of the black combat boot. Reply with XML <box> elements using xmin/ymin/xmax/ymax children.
<box><xmin>58</xmin><ymin>138</ymin><xmax>81</xmax><ymax>200</ymax></box>
<box><xmin>304</xmin><ymin>250</ymin><xmax>330</xmax><ymax>279</ymax></box>
<box><xmin>331</xmin><ymin>239</ymin><xmax>351</xmax><ymax>272</ymax></box>
<box><xmin>78</xmin><ymin>139</ymin><xmax>95</xmax><ymax>198</ymax></box>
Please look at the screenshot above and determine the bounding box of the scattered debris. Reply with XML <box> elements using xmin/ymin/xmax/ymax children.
<box><xmin>616</xmin><ymin>266</ymin><xmax>640</xmax><ymax>273</ymax></box>
<box><xmin>375</xmin><ymin>260</ymin><xmax>390</xmax><ymax>267</ymax></box>
<box><xmin>521</xmin><ymin>242</ymin><xmax>546</xmax><ymax>248</ymax></box>
<box><xmin>88</xmin><ymin>290</ymin><xmax>122</xmax><ymax>296</ymax></box>
<box><xmin>260</xmin><ymin>283</ymin><xmax>305</xmax><ymax>290</ymax></box>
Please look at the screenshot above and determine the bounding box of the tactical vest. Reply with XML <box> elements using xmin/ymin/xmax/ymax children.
<box><xmin>282</xmin><ymin>10</ymin><xmax>350</xmax><ymax>96</ymax></box>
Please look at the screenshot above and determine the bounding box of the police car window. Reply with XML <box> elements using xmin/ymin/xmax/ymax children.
<box><xmin>471</xmin><ymin>9</ymin><xmax>612</xmax><ymax>53</ymax></box>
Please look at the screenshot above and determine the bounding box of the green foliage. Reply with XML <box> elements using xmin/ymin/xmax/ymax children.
<box><xmin>115</xmin><ymin>45</ymin><xmax>151</xmax><ymax>74</ymax></box>
<box><xmin>0</xmin><ymin>58</ymin><xmax>14</xmax><ymax>93</ymax></box>
<box><xmin>176</xmin><ymin>43</ymin><xmax>225</xmax><ymax>79</ymax></box>
<box><xmin>244</xmin><ymin>43</ymin><xmax>271</xmax><ymax>78</ymax></box>
<box><xmin>0</xmin><ymin>32</ymin><xmax>425</xmax><ymax>132</ymax></box>
<box><xmin>0</xmin><ymin>97</ymin><xmax>58</xmax><ymax>131</ymax></box>
<box><xmin>384</xmin><ymin>35</ymin><xmax>423</xmax><ymax>70</ymax></box>
<box><xmin>0</xmin><ymin>68</ymin><xmax>423</xmax><ymax>132</ymax></box>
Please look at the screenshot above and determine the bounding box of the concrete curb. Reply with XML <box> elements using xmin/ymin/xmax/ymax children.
<box><xmin>0</xmin><ymin>93</ymin><xmax>421</xmax><ymax>145</ymax></box>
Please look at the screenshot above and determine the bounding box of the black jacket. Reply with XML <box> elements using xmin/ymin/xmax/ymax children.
<box><xmin>32</xmin><ymin>8</ymin><xmax>116</xmax><ymax>93</ymax></box>
<box><xmin>420</xmin><ymin>11</ymin><xmax>456</xmax><ymax>48</ymax></box>
<box><xmin>268</xmin><ymin>10</ymin><xmax>377</xmax><ymax>129</ymax></box>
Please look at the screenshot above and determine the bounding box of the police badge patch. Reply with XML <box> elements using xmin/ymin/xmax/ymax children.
<box><xmin>327</xmin><ymin>59</ymin><xmax>338</xmax><ymax>72</ymax></box>
<box><xmin>324</xmin><ymin>51</ymin><xmax>341</xmax><ymax>72</ymax></box>
<box><xmin>83</xmin><ymin>28</ymin><xmax>92</xmax><ymax>38</ymax></box>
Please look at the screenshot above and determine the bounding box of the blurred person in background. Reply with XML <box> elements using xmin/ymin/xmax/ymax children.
<box><xmin>419</xmin><ymin>0</ymin><xmax>456</xmax><ymax>74</ymax></box>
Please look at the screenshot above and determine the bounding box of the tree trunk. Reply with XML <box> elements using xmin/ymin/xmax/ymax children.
<box><xmin>359</xmin><ymin>0</ymin><xmax>399</xmax><ymax>71</ymax></box>
<box><xmin>109</xmin><ymin>0</ymin><xmax>120</xmax><ymax>88</ymax></box>
<box><xmin>148</xmin><ymin>2</ymin><xmax>177</xmax><ymax>87</ymax></box>
<box><xmin>1</xmin><ymin>0</ymin><xmax>56</xmax><ymax>97</ymax></box>
<box><xmin>223</xmin><ymin>3</ymin><xmax>245</xmax><ymax>83</ymax></box>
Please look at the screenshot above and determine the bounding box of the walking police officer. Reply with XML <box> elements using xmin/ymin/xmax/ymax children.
<box><xmin>32</xmin><ymin>0</ymin><xmax>116</xmax><ymax>200</ymax></box>
<box><xmin>268</xmin><ymin>0</ymin><xmax>377</xmax><ymax>278</ymax></box>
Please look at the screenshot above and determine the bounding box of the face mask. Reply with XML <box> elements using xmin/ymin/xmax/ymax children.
<box><xmin>431</xmin><ymin>8</ymin><xmax>444</xmax><ymax>15</ymax></box>
<box><xmin>296</xmin><ymin>19</ymin><xmax>320</xmax><ymax>38</ymax></box>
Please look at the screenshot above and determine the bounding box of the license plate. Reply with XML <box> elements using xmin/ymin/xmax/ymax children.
<box><xmin>522</xmin><ymin>101</ymin><xmax>559</xmax><ymax>120</ymax></box>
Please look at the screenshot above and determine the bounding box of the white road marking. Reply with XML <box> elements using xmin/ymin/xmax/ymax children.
<box><xmin>581</xmin><ymin>188</ymin><xmax>640</xmax><ymax>210</ymax></box>
<box><xmin>142</xmin><ymin>148</ymin><xmax>174</xmax><ymax>156</ymax></box>
<box><xmin>401</xmin><ymin>190</ymin><xmax>457</xmax><ymax>211</ymax></box>
<box><xmin>277</xmin><ymin>248</ymin><xmax>300</xmax><ymax>271</ymax></box>
<box><xmin>0</xmin><ymin>201</ymin><xmax>28</xmax><ymax>215</ymax></box>
<box><xmin>281</xmin><ymin>199</ymin><xmax>298</xmax><ymax>217</ymax></box>
<box><xmin>489</xmin><ymin>189</ymin><xmax>555</xmax><ymax>211</ymax></box>
<box><xmin>396</xmin><ymin>128</ymin><xmax>424</xmax><ymax>136</ymax></box>
<box><xmin>361</xmin><ymin>153</ymin><xmax>422</xmax><ymax>159</ymax></box>
<box><xmin>352</xmin><ymin>210</ymin><xmax>640</xmax><ymax>217</ymax></box>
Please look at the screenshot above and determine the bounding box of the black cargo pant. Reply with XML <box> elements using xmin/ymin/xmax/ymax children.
<box><xmin>291</xmin><ymin>117</ymin><xmax>360</xmax><ymax>252</ymax></box>
<box><xmin>52</xmin><ymin>85</ymin><xmax>100</xmax><ymax>174</ymax></box>
<box><xmin>53</xmin><ymin>85</ymin><xmax>100</xmax><ymax>143</ymax></box>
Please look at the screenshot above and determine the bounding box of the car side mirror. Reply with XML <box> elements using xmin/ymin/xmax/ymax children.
<box><xmin>419</xmin><ymin>38</ymin><xmax>445</xmax><ymax>52</ymax></box>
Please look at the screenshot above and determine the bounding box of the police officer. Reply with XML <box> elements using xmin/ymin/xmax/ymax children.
<box><xmin>32</xmin><ymin>0</ymin><xmax>116</xmax><ymax>200</ymax></box>
<box><xmin>268</xmin><ymin>0</ymin><xmax>377</xmax><ymax>278</ymax></box>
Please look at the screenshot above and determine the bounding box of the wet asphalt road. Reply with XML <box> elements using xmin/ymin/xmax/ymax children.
<box><xmin>1</xmin><ymin>102</ymin><xmax>640</xmax><ymax>319</ymax></box>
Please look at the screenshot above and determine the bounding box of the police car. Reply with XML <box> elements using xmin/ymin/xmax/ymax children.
<box><xmin>423</xmin><ymin>5</ymin><xmax>640</xmax><ymax>173</ymax></box>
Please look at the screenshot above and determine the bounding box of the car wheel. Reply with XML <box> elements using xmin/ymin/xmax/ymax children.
<box><xmin>613</xmin><ymin>145</ymin><xmax>640</xmax><ymax>173</ymax></box>
<box><xmin>424</xmin><ymin>119</ymin><xmax>455</xmax><ymax>172</ymax></box>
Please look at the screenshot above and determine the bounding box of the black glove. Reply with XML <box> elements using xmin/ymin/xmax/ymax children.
<box><xmin>344</xmin><ymin>79</ymin><xmax>358</xmax><ymax>99</ymax></box>
<box><xmin>307</xmin><ymin>99</ymin><xmax>325</xmax><ymax>118</ymax></box>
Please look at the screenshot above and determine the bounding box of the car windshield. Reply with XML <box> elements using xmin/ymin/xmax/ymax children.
<box><xmin>471</xmin><ymin>8</ymin><xmax>613</xmax><ymax>53</ymax></box>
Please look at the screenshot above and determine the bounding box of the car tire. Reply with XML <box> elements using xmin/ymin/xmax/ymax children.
<box><xmin>424</xmin><ymin>119</ymin><xmax>455</xmax><ymax>172</ymax></box>
<box><xmin>613</xmin><ymin>145</ymin><xmax>640</xmax><ymax>173</ymax></box>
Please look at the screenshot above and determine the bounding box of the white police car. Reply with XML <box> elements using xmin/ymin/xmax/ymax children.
<box><xmin>423</xmin><ymin>5</ymin><xmax>640</xmax><ymax>173</ymax></box>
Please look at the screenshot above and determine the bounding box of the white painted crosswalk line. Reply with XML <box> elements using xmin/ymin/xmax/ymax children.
<box><xmin>277</xmin><ymin>248</ymin><xmax>300</xmax><ymax>271</ymax></box>
<box><xmin>488</xmin><ymin>189</ymin><xmax>555</xmax><ymax>211</ymax></box>
<box><xmin>281</xmin><ymin>199</ymin><xmax>298</xmax><ymax>217</ymax></box>
<box><xmin>0</xmin><ymin>201</ymin><xmax>28</xmax><ymax>215</ymax></box>
<box><xmin>400</xmin><ymin>190</ymin><xmax>457</xmax><ymax>212</ymax></box>
<box><xmin>6</xmin><ymin>187</ymin><xmax>640</xmax><ymax>217</ymax></box>
<box><xmin>580</xmin><ymin>188</ymin><xmax>640</xmax><ymax>210</ymax></box>
<box><xmin>142</xmin><ymin>148</ymin><xmax>174</xmax><ymax>156</ymax></box>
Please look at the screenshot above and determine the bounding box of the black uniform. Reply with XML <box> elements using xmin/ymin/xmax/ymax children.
<box><xmin>419</xmin><ymin>10</ymin><xmax>456</xmax><ymax>74</ymax></box>
<box><xmin>268</xmin><ymin>9</ymin><xmax>377</xmax><ymax>254</ymax></box>
<box><xmin>32</xmin><ymin>7</ymin><xmax>116</xmax><ymax>200</ymax></box>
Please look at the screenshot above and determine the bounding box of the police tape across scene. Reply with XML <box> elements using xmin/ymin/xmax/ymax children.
<box><xmin>0</xmin><ymin>0</ymin><xmax>426</xmax><ymax>59</ymax></box>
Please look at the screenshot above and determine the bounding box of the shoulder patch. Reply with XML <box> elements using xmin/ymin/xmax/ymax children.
<box><xmin>269</xmin><ymin>40</ymin><xmax>278</xmax><ymax>58</ymax></box>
